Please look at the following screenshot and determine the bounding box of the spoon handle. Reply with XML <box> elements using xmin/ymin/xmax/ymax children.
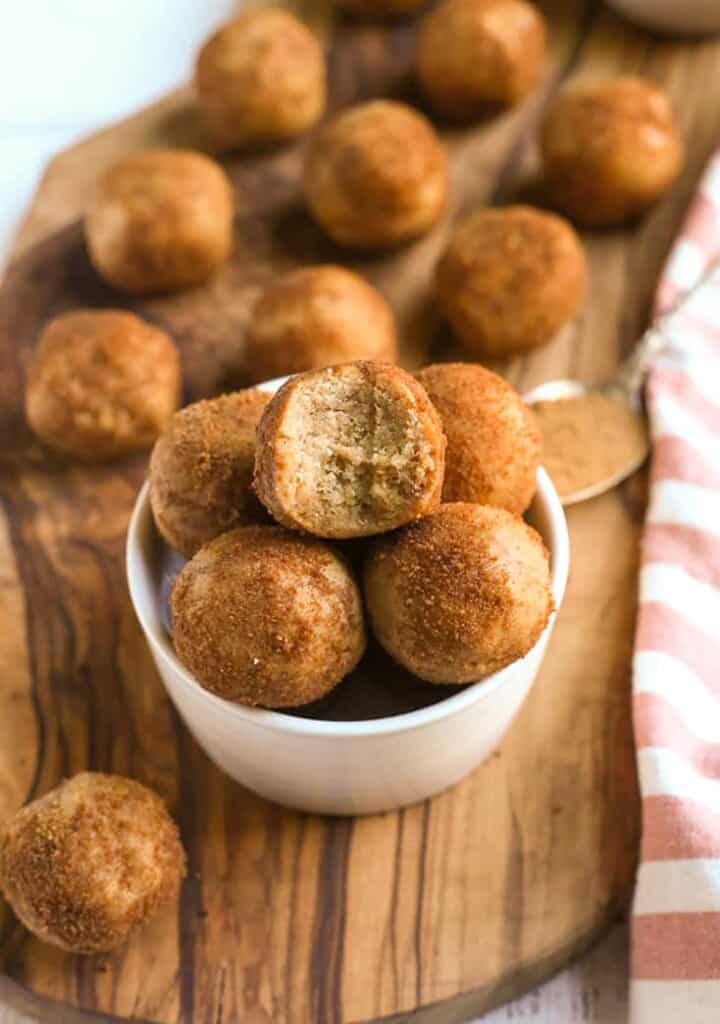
<box><xmin>609</xmin><ymin>257</ymin><xmax>720</xmax><ymax>407</ymax></box>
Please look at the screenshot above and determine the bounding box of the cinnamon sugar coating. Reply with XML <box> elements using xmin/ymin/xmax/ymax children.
<box><xmin>541</xmin><ymin>77</ymin><xmax>684</xmax><ymax>227</ymax></box>
<box><xmin>171</xmin><ymin>525</ymin><xmax>366</xmax><ymax>706</ymax></box>
<box><xmin>416</xmin><ymin>362</ymin><xmax>540</xmax><ymax>513</ymax></box>
<box><xmin>0</xmin><ymin>773</ymin><xmax>186</xmax><ymax>954</ymax></box>
<box><xmin>25</xmin><ymin>309</ymin><xmax>181</xmax><ymax>460</ymax></box>
<box><xmin>85</xmin><ymin>149</ymin><xmax>234</xmax><ymax>294</ymax></box>
<box><xmin>245</xmin><ymin>265</ymin><xmax>397</xmax><ymax>383</ymax></box>
<box><xmin>195</xmin><ymin>9</ymin><xmax>326</xmax><ymax>148</ymax></box>
<box><xmin>150</xmin><ymin>389</ymin><xmax>269</xmax><ymax>557</ymax></box>
<box><xmin>303</xmin><ymin>100</ymin><xmax>448</xmax><ymax>249</ymax></box>
<box><xmin>364</xmin><ymin>502</ymin><xmax>553</xmax><ymax>683</ymax></box>
<box><xmin>417</xmin><ymin>0</ymin><xmax>547</xmax><ymax>118</ymax></box>
<box><xmin>436</xmin><ymin>205</ymin><xmax>586</xmax><ymax>357</ymax></box>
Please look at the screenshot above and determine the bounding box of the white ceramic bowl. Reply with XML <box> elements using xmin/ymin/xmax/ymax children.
<box><xmin>605</xmin><ymin>0</ymin><xmax>720</xmax><ymax>34</ymax></box>
<box><xmin>127</xmin><ymin>385</ymin><xmax>569</xmax><ymax>817</ymax></box>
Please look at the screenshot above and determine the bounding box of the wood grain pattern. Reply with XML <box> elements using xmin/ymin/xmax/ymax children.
<box><xmin>2</xmin><ymin>0</ymin><xmax>720</xmax><ymax>1021</ymax></box>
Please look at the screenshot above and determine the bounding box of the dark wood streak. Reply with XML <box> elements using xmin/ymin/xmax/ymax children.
<box><xmin>0</xmin><ymin>481</ymin><xmax>67</xmax><ymax>793</ymax></box>
<box><xmin>501</xmin><ymin>807</ymin><xmax>525</xmax><ymax>971</ymax></box>
<box><xmin>310</xmin><ymin>819</ymin><xmax>352</xmax><ymax>1024</ymax></box>
<box><xmin>0</xmin><ymin>493</ymin><xmax>46</xmax><ymax>807</ymax></box>
<box><xmin>385</xmin><ymin>809</ymin><xmax>405</xmax><ymax>1006</ymax></box>
<box><xmin>413</xmin><ymin>802</ymin><xmax>430</xmax><ymax>1007</ymax></box>
<box><xmin>284</xmin><ymin>816</ymin><xmax>306</xmax><ymax>1024</ymax></box>
<box><xmin>63</xmin><ymin>537</ymin><xmax>122</xmax><ymax>776</ymax></box>
<box><xmin>174</xmin><ymin>716</ymin><xmax>201</xmax><ymax>1024</ymax></box>
<box><xmin>75</xmin><ymin>957</ymin><xmax>97</xmax><ymax>1018</ymax></box>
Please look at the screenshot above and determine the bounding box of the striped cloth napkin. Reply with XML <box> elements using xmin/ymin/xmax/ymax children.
<box><xmin>631</xmin><ymin>151</ymin><xmax>720</xmax><ymax>1021</ymax></box>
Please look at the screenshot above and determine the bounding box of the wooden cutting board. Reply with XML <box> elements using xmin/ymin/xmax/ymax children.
<box><xmin>2</xmin><ymin>1</ymin><xmax>720</xmax><ymax>1021</ymax></box>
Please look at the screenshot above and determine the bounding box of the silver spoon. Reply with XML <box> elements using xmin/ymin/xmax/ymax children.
<box><xmin>524</xmin><ymin>259</ymin><xmax>720</xmax><ymax>506</ymax></box>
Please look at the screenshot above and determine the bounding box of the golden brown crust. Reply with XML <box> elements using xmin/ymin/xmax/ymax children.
<box><xmin>25</xmin><ymin>309</ymin><xmax>181</xmax><ymax>460</ymax></box>
<box><xmin>302</xmin><ymin>100</ymin><xmax>448</xmax><ymax>249</ymax></box>
<box><xmin>540</xmin><ymin>76</ymin><xmax>684</xmax><ymax>227</ymax></box>
<box><xmin>149</xmin><ymin>389</ymin><xmax>269</xmax><ymax>557</ymax></box>
<box><xmin>416</xmin><ymin>0</ymin><xmax>547</xmax><ymax>118</ymax></box>
<box><xmin>0</xmin><ymin>773</ymin><xmax>186</xmax><ymax>954</ymax></box>
<box><xmin>253</xmin><ymin>361</ymin><xmax>446</xmax><ymax>538</ymax></box>
<box><xmin>435</xmin><ymin>205</ymin><xmax>587</xmax><ymax>357</ymax></box>
<box><xmin>364</xmin><ymin>502</ymin><xmax>553</xmax><ymax>684</ymax></box>
<box><xmin>195</xmin><ymin>9</ymin><xmax>326</xmax><ymax>148</ymax></box>
<box><xmin>245</xmin><ymin>265</ymin><xmax>398</xmax><ymax>383</ymax></box>
<box><xmin>171</xmin><ymin>525</ymin><xmax>366</xmax><ymax>706</ymax></box>
<box><xmin>85</xmin><ymin>149</ymin><xmax>234</xmax><ymax>294</ymax></box>
<box><xmin>415</xmin><ymin>362</ymin><xmax>540</xmax><ymax>513</ymax></box>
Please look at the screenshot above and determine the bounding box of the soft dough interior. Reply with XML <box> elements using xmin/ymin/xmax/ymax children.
<box><xmin>282</xmin><ymin>374</ymin><xmax>435</xmax><ymax>533</ymax></box>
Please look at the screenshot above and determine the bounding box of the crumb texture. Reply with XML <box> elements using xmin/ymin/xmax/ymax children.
<box><xmin>254</xmin><ymin>362</ymin><xmax>446</xmax><ymax>538</ymax></box>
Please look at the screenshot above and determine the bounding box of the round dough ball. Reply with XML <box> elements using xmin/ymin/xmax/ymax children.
<box><xmin>254</xmin><ymin>361</ymin><xmax>446</xmax><ymax>538</ymax></box>
<box><xmin>416</xmin><ymin>0</ymin><xmax>547</xmax><ymax>118</ymax></box>
<box><xmin>171</xmin><ymin>525</ymin><xmax>366</xmax><ymax>706</ymax></box>
<box><xmin>335</xmin><ymin>0</ymin><xmax>428</xmax><ymax>19</ymax></box>
<box><xmin>415</xmin><ymin>362</ymin><xmax>540</xmax><ymax>513</ymax></box>
<box><xmin>364</xmin><ymin>502</ymin><xmax>553</xmax><ymax>683</ymax></box>
<box><xmin>25</xmin><ymin>310</ymin><xmax>181</xmax><ymax>460</ymax></box>
<box><xmin>436</xmin><ymin>205</ymin><xmax>587</xmax><ymax>357</ymax></box>
<box><xmin>150</xmin><ymin>389</ymin><xmax>269</xmax><ymax>557</ymax></box>
<box><xmin>303</xmin><ymin>100</ymin><xmax>448</xmax><ymax>249</ymax></box>
<box><xmin>195</xmin><ymin>9</ymin><xmax>326</xmax><ymax>149</ymax></box>
<box><xmin>245</xmin><ymin>265</ymin><xmax>398</xmax><ymax>383</ymax></box>
<box><xmin>85</xmin><ymin>149</ymin><xmax>234</xmax><ymax>294</ymax></box>
<box><xmin>540</xmin><ymin>76</ymin><xmax>684</xmax><ymax>227</ymax></box>
<box><xmin>0</xmin><ymin>773</ymin><xmax>185</xmax><ymax>954</ymax></box>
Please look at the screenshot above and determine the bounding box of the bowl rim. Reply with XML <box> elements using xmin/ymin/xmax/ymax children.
<box><xmin>126</xmin><ymin>378</ymin><xmax>570</xmax><ymax>739</ymax></box>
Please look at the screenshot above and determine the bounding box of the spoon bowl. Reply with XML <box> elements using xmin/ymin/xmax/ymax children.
<box><xmin>525</xmin><ymin>380</ymin><xmax>649</xmax><ymax>506</ymax></box>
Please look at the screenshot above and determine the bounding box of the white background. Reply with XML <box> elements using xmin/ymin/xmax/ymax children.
<box><xmin>0</xmin><ymin>3</ymin><xmax>628</xmax><ymax>1020</ymax></box>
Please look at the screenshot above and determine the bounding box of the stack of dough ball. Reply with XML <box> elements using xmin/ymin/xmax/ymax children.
<box><xmin>171</xmin><ymin>525</ymin><xmax>366</xmax><ymax>706</ymax></box>
<box><xmin>436</xmin><ymin>205</ymin><xmax>587</xmax><ymax>357</ymax></box>
<box><xmin>149</xmin><ymin>389</ymin><xmax>269</xmax><ymax>557</ymax></box>
<box><xmin>303</xmin><ymin>100</ymin><xmax>448</xmax><ymax>249</ymax></box>
<box><xmin>85</xmin><ymin>149</ymin><xmax>234</xmax><ymax>294</ymax></box>
<box><xmin>245</xmin><ymin>265</ymin><xmax>397</xmax><ymax>383</ymax></box>
<box><xmin>254</xmin><ymin>361</ymin><xmax>446</xmax><ymax>538</ymax></box>
<box><xmin>540</xmin><ymin>76</ymin><xmax>684</xmax><ymax>227</ymax></box>
<box><xmin>25</xmin><ymin>310</ymin><xmax>181</xmax><ymax>460</ymax></box>
<box><xmin>0</xmin><ymin>773</ymin><xmax>185</xmax><ymax>954</ymax></box>
<box><xmin>416</xmin><ymin>0</ymin><xmax>547</xmax><ymax>118</ymax></box>
<box><xmin>416</xmin><ymin>362</ymin><xmax>540</xmax><ymax>513</ymax></box>
<box><xmin>364</xmin><ymin>503</ymin><xmax>553</xmax><ymax>683</ymax></box>
<box><xmin>195</xmin><ymin>9</ymin><xmax>326</xmax><ymax>149</ymax></box>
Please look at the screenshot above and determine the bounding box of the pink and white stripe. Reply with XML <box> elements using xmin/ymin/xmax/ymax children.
<box><xmin>631</xmin><ymin>150</ymin><xmax>720</xmax><ymax>1022</ymax></box>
